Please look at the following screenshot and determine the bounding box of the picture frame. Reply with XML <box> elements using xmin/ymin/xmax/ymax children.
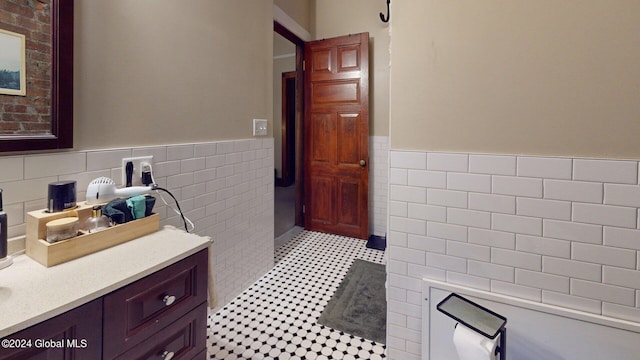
<box><xmin>0</xmin><ymin>28</ymin><xmax>26</xmax><ymax>96</ymax></box>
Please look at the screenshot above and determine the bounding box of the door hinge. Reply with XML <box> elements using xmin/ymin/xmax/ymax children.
<box><xmin>302</xmin><ymin>205</ymin><xmax>306</xmax><ymax>213</ymax></box>
<box><xmin>302</xmin><ymin>60</ymin><xmax>305</xmax><ymax>71</ymax></box>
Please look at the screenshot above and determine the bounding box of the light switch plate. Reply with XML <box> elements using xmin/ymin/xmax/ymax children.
<box><xmin>253</xmin><ymin>119</ymin><xmax>268</xmax><ymax>136</ymax></box>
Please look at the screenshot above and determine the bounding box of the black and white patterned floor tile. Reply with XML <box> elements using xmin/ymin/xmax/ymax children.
<box><xmin>207</xmin><ymin>230</ymin><xmax>387</xmax><ymax>359</ymax></box>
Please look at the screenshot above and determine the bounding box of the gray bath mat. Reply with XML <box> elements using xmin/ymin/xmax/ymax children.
<box><xmin>318</xmin><ymin>259</ymin><xmax>386</xmax><ymax>343</ymax></box>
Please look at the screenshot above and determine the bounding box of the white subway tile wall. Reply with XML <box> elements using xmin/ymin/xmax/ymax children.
<box><xmin>1</xmin><ymin>139</ymin><xmax>274</xmax><ymax>310</ymax></box>
<box><xmin>370</xmin><ymin>136</ymin><xmax>389</xmax><ymax>237</ymax></box>
<box><xmin>387</xmin><ymin>151</ymin><xmax>640</xmax><ymax>360</ymax></box>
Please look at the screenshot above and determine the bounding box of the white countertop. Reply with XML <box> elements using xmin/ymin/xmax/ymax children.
<box><xmin>0</xmin><ymin>226</ymin><xmax>212</xmax><ymax>338</ymax></box>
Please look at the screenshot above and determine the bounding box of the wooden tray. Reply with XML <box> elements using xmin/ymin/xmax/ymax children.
<box><xmin>26</xmin><ymin>201</ymin><xmax>159</xmax><ymax>267</ymax></box>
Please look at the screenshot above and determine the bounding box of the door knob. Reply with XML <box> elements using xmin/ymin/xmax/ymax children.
<box><xmin>359</xmin><ymin>159</ymin><xmax>366</xmax><ymax>167</ymax></box>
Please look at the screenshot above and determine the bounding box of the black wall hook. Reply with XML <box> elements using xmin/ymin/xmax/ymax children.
<box><xmin>380</xmin><ymin>0</ymin><xmax>390</xmax><ymax>23</ymax></box>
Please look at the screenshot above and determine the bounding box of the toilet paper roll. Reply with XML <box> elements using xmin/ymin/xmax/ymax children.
<box><xmin>453</xmin><ymin>323</ymin><xmax>499</xmax><ymax>360</ymax></box>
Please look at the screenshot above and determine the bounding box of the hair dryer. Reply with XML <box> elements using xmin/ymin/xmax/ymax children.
<box><xmin>86</xmin><ymin>177</ymin><xmax>153</xmax><ymax>204</ymax></box>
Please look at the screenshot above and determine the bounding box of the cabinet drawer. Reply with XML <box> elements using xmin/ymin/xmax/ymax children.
<box><xmin>103</xmin><ymin>249</ymin><xmax>208</xmax><ymax>359</ymax></box>
<box><xmin>114</xmin><ymin>304</ymin><xmax>207</xmax><ymax>360</ymax></box>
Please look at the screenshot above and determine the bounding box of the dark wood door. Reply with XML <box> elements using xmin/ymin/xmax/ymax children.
<box><xmin>304</xmin><ymin>33</ymin><xmax>369</xmax><ymax>240</ymax></box>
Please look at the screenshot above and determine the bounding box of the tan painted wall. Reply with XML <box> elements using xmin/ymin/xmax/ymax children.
<box><xmin>74</xmin><ymin>0</ymin><xmax>273</xmax><ymax>150</ymax></box>
<box><xmin>274</xmin><ymin>0</ymin><xmax>314</xmax><ymax>35</ymax></box>
<box><xmin>314</xmin><ymin>0</ymin><xmax>390</xmax><ymax>136</ymax></box>
<box><xmin>390</xmin><ymin>1</ymin><xmax>640</xmax><ymax>158</ymax></box>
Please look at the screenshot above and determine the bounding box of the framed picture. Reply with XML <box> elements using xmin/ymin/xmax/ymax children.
<box><xmin>0</xmin><ymin>28</ymin><xmax>26</xmax><ymax>96</ymax></box>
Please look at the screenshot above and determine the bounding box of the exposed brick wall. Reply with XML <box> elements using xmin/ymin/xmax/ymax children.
<box><xmin>0</xmin><ymin>0</ymin><xmax>51</xmax><ymax>135</ymax></box>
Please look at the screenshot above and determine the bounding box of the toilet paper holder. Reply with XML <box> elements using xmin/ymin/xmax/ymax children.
<box><xmin>437</xmin><ymin>293</ymin><xmax>507</xmax><ymax>359</ymax></box>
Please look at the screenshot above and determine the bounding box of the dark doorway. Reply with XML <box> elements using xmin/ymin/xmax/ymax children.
<box><xmin>274</xmin><ymin>22</ymin><xmax>304</xmax><ymax>242</ymax></box>
<box><xmin>277</xmin><ymin>71</ymin><xmax>296</xmax><ymax>188</ymax></box>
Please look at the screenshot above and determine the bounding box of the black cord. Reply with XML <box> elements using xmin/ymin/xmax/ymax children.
<box><xmin>153</xmin><ymin>186</ymin><xmax>189</xmax><ymax>233</ymax></box>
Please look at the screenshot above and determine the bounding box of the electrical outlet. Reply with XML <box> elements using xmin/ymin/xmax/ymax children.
<box><xmin>253</xmin><ymin>119</ymin><xmax>268</xmax><ymax>136</ymax></box>
<box><xmin>121</xmin><ymin>156</ymin><xmax>153</xmax><ymax>186</ymax></box>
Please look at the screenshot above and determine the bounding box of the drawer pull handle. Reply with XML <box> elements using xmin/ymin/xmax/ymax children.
<box><xmin>163</xmin><ymin>295</ymin><xmax>176</xmax><ymax>306</ymax></box>
<box><xmin>162</xmin><ymin>350</ymin><xmax>175</xmax><ymax>360</ymax></box>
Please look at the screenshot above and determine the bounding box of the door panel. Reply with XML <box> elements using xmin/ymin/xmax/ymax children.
<box><xmin>312</xmin><ymin>81</ymin><xmax>360</xmax><ymax>104</ymax></box>
<box><xmin>337</xmin><ymin>113</ymin><xmax>361</xmax><ymax>166</ymax></box>
<box><xmin>304</xmin><ymin>33</ymin><xmax>369</xmax><ymax>240</ymax></box>
<box><xmin>309</xmin><ymin>176</ymin><xmax>333</xmax><ymax>224</ymax></box>
<box><xmin>337</xmin><ymin>179</ymin><xmax>360</xmax><ymax>227</ymax></box>
<box><xmin>338</xmin><ymin>46</ymin><xmax>360</xmax><ymax>70</ymax></box>
<box><xmin>310</xmin><ymin>113</ymin><xmax>334</xmax><ymax>164</ymax></box>
<box><xmin>311</xmin><ymin>49</ymin><xmax>333</xmax><ymax>73</ymax></box>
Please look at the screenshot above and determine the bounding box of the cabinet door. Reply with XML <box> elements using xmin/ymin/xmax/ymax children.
<box><xmin>0</xmin><ymin>298</ymin><xmax>102</xmax><ymax>360</ymax></box>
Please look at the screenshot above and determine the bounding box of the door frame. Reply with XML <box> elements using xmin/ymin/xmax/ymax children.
<box><xmin>274</xmin><ymin>21</ymin><xmax>305</xmax><ymax>227</ymax></box>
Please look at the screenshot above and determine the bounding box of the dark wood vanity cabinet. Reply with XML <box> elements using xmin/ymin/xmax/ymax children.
<box><xmin>0</xmin><ymin>299</ymin><xmax>103</xmax><ymax>360</ymax></box>
<box><xmin>0</xmin><ymin>249</ymin><xmax>208</xmax><ymax>360</ymax></box>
